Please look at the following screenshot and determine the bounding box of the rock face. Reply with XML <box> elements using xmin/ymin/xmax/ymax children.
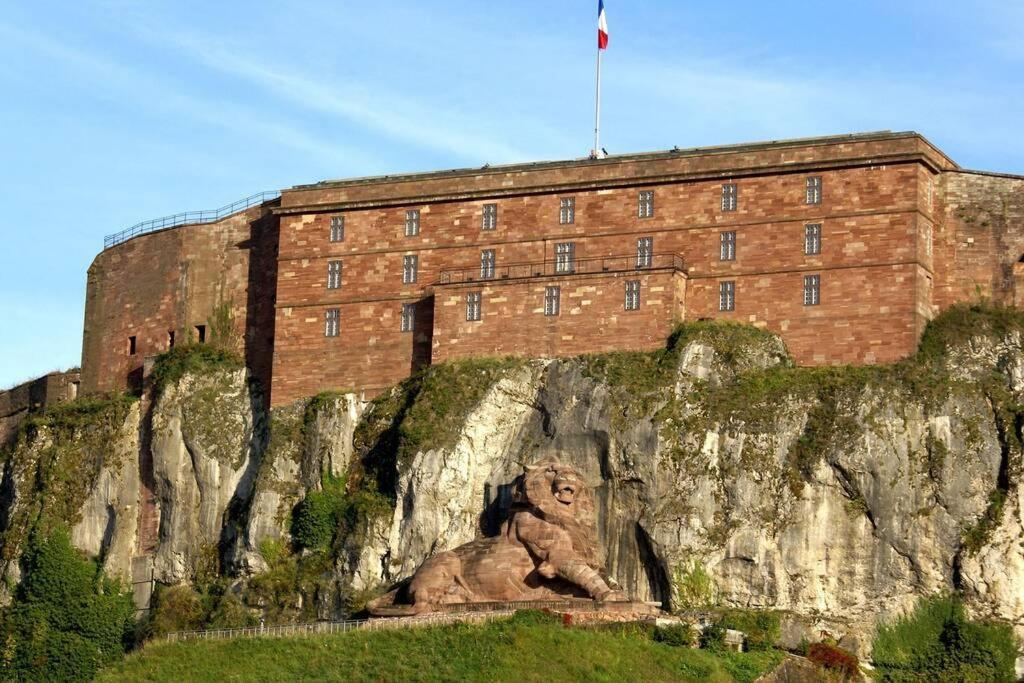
<box><xmin>1</xmin><ymin>312</ymin><xmax>1023</xmax><ymax>659</ymax></box>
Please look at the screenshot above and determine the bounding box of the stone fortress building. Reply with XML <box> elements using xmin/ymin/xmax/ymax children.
<box><xmin>77</xmin><ymin>131</ymin><xmax>1024</xmax><ymax>407</ymax></box>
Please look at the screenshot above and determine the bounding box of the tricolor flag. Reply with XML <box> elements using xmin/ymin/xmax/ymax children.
<box><xmin>598</xmin><ymin>0</ymin><xmax>609</xmax><ymax>50</ymax></box>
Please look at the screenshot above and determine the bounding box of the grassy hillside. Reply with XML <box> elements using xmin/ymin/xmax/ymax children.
<box><xmin>98</xmin><ymin>612</ymin><xmax>783</xmax><ymax>683</ymax></box>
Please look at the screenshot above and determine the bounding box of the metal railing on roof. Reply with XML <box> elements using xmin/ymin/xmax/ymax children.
<box><xmin>103</xmin><ymin>190</ymin><xmax>281</xmax><ymax>249</ymax></box>
<box><xmin>438</xmin><ymin>253</ymin><xmax>685</xmax><ymax>285</ymax></box>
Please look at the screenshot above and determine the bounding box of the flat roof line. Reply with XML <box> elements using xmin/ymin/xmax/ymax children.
<box><xmin>293</xmin><ymin>131</ymin><xmax>929</xmax><ymax>191</ymax></box>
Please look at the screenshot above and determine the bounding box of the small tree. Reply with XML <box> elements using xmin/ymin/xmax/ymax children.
<box><xmin>0</xmin><ymin>527</ymin><xmax>134</xmax><ymax>681</ymax></box>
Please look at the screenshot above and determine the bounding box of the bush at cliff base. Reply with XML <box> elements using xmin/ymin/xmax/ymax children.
<box><xmin>0</xmin><ymin>527</ymin><xmax>134</xmax><ymax>681</ymax></box>
<box><xmin>872</xmin><ymin>594</ymin><xmax>1018</xmax><ymax>682</ymax></box>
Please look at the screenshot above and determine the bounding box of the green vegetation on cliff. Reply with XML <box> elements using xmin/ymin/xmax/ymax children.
<box><xmin>0</xmin><ymin>392</ymin><xmax>137</xmax><ymax>563</ymax></box>
<box><xmin>99</xmin><ymin>611</ymin><xmax>784</xmax><ymax>683</ymax></box>
<box><xmin>0</xmin><ymin>527</ymin><xmax>134</xmax><ymax>682</ymax></box>
<box><xmin>872</xmin><ymin>595</ymin><xmax>1018</xmax><ymax>682</ymax></box>
<box><xmin>149</xmin><ymin>343</ymin><xmax>244</xmax><ymax>391</ymax></box>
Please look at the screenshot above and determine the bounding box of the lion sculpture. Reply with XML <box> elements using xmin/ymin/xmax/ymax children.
<box><xmin>368</xmin><ymin>456</ymin><xmax>626</xmax><ymax>615</ymax></box>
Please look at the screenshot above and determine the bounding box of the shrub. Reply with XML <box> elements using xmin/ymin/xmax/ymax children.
<box><xmin>145</xmin><ymin>585</ymin><xmax>207</xmax><ymax>638</ymax></box>
<box><xmin>807</xmin><ymin>642</ymin><xmax>859</xmax><ymax>678</ymax></box>
<box><xmin>700</xmin><ymin>622</ymin><xmax>726</xmax><ymax>650</ymax></box>
<box><xmin>672</xmin><ymin>560</ymin><xmax>717</xmax><ymax>612</ymax></box>
<box><xmin>653</xmin><ymin>623</ymin><xmax>695</xmax><ymax>647</ymax></box>
<box><xmin>0</xmin><ymin>527</ymin><xmax>134</xmax><ymax>681</ymax></box>
<box><xmin>291</xmin><ymin>487</ymin><xmax>344</xmax><ymax>552</ymax></box>
<box><xmin>716</xmin><ymin>609</ymin><xmax>780</xmax><ymax>651</ymax></box>
<box><xmin>149</xmin><ymin>343</ymin><xmax>243</xmax><ymax>390</ymax></box>
<box><xmin>872</xmin><ymin>594</ymin><xmax>1018</xmax><ymax>682</ymax></box>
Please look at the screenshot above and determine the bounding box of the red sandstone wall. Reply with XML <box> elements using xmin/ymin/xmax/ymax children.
<box><xmin>431</xmin><ymin>270</ymin><xmax>685</xmax><ymax>364</ymax></box>
<box><xmin>81</xmin><ymin>204</ymin><xmax>279</xmax><ymax>395</ymax></box>
<box><xmin>271</xmin><ymin>155</ymin><xmax>929</xmax><ymax>404</ymax></box>
<box><xmin>934</xmin><ymin>171</ymin><xmax>1024</xmax><ymax>309</ymax></box>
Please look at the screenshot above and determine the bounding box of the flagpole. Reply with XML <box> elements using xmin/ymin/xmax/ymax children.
<box><xmin>594</xmin><ymin>46</ymin><xmax>602</xmax><ymax>158</ymax></box>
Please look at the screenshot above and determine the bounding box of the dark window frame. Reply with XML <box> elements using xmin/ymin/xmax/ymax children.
<box><xmin>405</xmin><ymin>209</ymin><xmax>421</xmax><ymax>236</ymax></box>
<box><xmin>329</xmin><ymin>215</ymin><xmax>345</xmax><ymax>242</ymax></box>
<box><xmin>482</xmin><ymin>203</ymin><xmax>498</xmax><ymax>231</ymax></box>
<box><xmin>544</xmin><ymin>285</ymin><xmax>561</xmax><ymax>316</ymax></box>
<box><xmin>722</xmin><ymin>183</ymin><xmax>738</xmax><ymax>212</ymax></box>
<box><xmin>803</xmin><ymin>274</ymin><xmax>821</xmax><ymax>306</ymax></box>
<box><xmin>638</xmin><ymin>190</ymin><xmax>654</xmax><ymax>218</ymax></box>
<box><xmin>719</xmin><ymin>281</ymin><xmax>736</xmax><ymax>311</ymax></box>
<box><xmin>466</xmin><ymin>292</ymin><xmax>482</xmax><ymax>321</ymax></box>
<box><xmin>559</xmin><ymin>197</ymin><xmax>575</xmax><ymax>225</ymax></box>
<box><xmin>720</xmin><ymin>231</ymin><xmax>737</xmax><ymax>261</ymax></box>
<box><xmin>625</xmin><ymin>280</ymin><xmax>641</xmax><ymax>311</ymax></box>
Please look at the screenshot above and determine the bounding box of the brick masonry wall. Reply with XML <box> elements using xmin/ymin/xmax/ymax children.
<box><xmin>271</xmin><ymin>155</ymin><xmax>929</xmax><ymax>404</ymax></box>
<box><xmin>80</xmin><ymin>204</ymin><xmax>279</xmax><ymax>395</ymax></box>
<box><xmin>0</xmin><ymin>371</ymin><xmax>80</xmax><ymax>447</ymax></box>
<box><xmin>431</xmin><ymin>270</ymin><xmax>686</xmax><ymax>365</ymax></box>
<box><xmin>934</xmin><ymin>171</ymin><xmax>1024</xmax><ymax>309</ymax></box>
<box><xmin>86</xmin><ymin>133</ymin><xmax>1024</xmax><ymax>408</ymax></box>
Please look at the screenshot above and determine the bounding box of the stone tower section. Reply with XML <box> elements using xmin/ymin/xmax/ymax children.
<box><xmin>81</xmin><ymin>199</ymin><xmax>280</xmax><ymax>396</ymax></box>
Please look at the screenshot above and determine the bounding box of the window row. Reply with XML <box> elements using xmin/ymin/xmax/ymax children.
<box><xmin>321</xmin><ymin>280</ymin><xmax>646</xmax><ymax>336</ymax></box>
<box><xmin>717</xmin><ymin>275</ymin><xmax>821</xmax><ymax>311</ymax></box>
<box><xmin>718</xmin><ymin>223</ymin><xmax>823</xmax><ymax>261</ymax></box>
<box><xmin>323</xmin><ymin>176</ymin><xmax>825</xmax><ymax>241</ymax></box>
<box><xmin>324</xmin><ymin>224</ymin><xmax>826</xmax><ymax>289</ymax></box>
<box><xmin>324</xmin><ymin>237</ymin><xmax>662</xmax><ymax>289</ymax></box>
<box><xmin>463</xmin><ymin>279</ymin><xmax>644</xmax><ymax>321</ymax></box>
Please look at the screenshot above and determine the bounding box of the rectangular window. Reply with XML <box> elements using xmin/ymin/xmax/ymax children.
<box><xmin>400</xmin><ymin>303</ymin><xmax>415</xmax><ymax>332</ymax></box>
<box><xmin>168</xmin><ymin>330</ymin><xmax>175</xmax><ymax>349</ymax></box>
<box><xmin>327</xmin><ymin>260</ymin><xmax>342</xmax><ymax>289</ymax></box>
<box><xmin>466</xmin><ymin>292</ymin><xmax>482</xmax><ymax>321</ymax></box>
<box><xmin>636</xmin><ymin>236</ymin><xmax>653</xmax><ymax>268</ymax></box>
<box><xmin>544</xmin><ymin>286</ymin><xmax>561</xmax><ymax>316</ymax></box>
<box><xmin>559</xmin><ymin>197</ymin><xmax>575</xmax><ymax>224</ymax></box>
<box><xmin>329</xmin><ymin>215</ymin><xmax>345</xmax><ymax>242</ymax></box>
<box><xmin>803</xmin><ymin>274</ymin><xmax>821</xmax><ymax>306</ymax></box>
<box><xmin>402</xmin><ymin>255</ymin><xmax>418</xmax><ymax>284</ymax></box>
<box><xmin>195</xmin><ymin>325</ymin><xmax>206</xmax><ymax>344</ymax></box>
<box><xmin>719</xmin><ymin>281</ymin><xmax>735</xmax><ymax>311</ymax></box>
<box><xmin>482</xmin><ymin>203</ymin><xmax>498</xmax><ymax>230</ymax></box>
<box><xmin>722</xmin><ymin>183</ymin><xmax>738</xmax><ymax>212</ymax></box>
<box><xmin>405</xmin><ymin>209</ymin><xmax>421</xmax><ymax>236</ymax></box>
<box><xmin>804</xmin><ymin>224</ymin><xmax>822</xmax><ymax>255</ymax></box>
<box><xmin>480</xmin><ymin>249</ymin><xmax>496</xmax><ymax>279</ymax></box>
<box><xmin>325</xmin><ymin>308</ymin><xmax>340</xmax><ymax>337</ymax></box>
<box><xmin>720</xmin><ymin>231</ymin><xmax>736</xmax><ymax>261</ymax></box>
<box><xmin>638</xmin><ymin>190</ymin><xmax>654</xmax><ymax>218</ymax></box>
<box><xmin>554</xmin><ymin>242</ymin><xmax>576</xmax><ymax>273</ymax></box>
<box><xmin>806</xmin><ymin>177</ymin><xmax>822</xmax><ymax>205</ymax></box>
<box><xmin>128</xmin><ymin>336</ymin><xmax>137</xmax><ymax>356</ymax></box>
<box><xmin>625</xmin><ymin>280</ymin><xmax>641</xmax><ymax>311</ymax></box>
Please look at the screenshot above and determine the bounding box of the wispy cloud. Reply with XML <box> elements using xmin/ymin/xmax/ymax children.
<box><xmin>0</xmin><ymin>23</ymin><xmax>378</xmax><ymax>172</ymax></box>
<box><xmin>130</xmin><ymin>26</ymin><xmax>540</xmax><ymax>166</ymax></box>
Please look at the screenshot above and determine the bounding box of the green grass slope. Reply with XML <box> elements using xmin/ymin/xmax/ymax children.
<box><xmin>98</xmin><ymin>612</ymin><xmax>783</xmax><ymax>683</ymax></box>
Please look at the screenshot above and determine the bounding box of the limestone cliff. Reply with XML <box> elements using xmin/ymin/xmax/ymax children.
<box><xmin>1</xmin><ymin>306</ymin><xmax>1023</xmax><ymax>659</ymax></box>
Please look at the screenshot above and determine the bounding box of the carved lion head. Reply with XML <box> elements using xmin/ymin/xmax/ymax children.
<box><xmin>514</xmin><ymin>455</ymin><xmax>599</xmax><ymax>564</ymax></box>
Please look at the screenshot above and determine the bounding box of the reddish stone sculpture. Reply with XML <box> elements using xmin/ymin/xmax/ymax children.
<box><xmin>369</xmin><ymin>456</ymin><xmax>626</xmax><ymax>615</ymax></box>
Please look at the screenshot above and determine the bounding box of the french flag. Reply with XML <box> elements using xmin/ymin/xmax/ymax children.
<box><xmin>598</xmin><ymin>0</ymin><xmax>609</xmax><ymax>50</ymax></box>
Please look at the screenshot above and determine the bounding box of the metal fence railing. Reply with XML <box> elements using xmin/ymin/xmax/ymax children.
<box><xmin>438</xmin><ymin>253</ymin><xmax>685</xmax><ymax>285</ymax></box>
<box><xmin>104</xmin><ymin>190</ymin><xmax>281</xmax><ymax>250</ymax></box>
<box><xmin>164</xmin><ymin>611</ymin><xmax>511</xmax><ymax>643</ymax></box>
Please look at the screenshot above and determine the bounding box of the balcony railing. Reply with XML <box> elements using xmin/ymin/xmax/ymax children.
<box><xmin>438</xmin><ymin>253</ymin><xmax>684</xmax><ymax>286</ymax></box>
<box><xmin>103</xmin><ymin>190</ymin><xmax>281</xmax><ymax>249</ymax></box>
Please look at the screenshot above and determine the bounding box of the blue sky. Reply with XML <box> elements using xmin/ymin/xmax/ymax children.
<box><xmin>0</xmin><ymin>1</ymin><xmax>1021</xmax><ymax>389</ymax></box>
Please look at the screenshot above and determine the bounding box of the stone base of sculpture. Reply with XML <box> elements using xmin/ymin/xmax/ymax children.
<box><xmin>369</xmin><ymin>457</ymin><xmax>631</xmax><ymax>616</ymax></box>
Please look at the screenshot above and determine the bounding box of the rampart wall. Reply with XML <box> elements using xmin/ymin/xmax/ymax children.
<box><xmin>76</xmin><ymin>131</ymin><xmax>1024</xmax><ymax>409</ymax></box>
<box><xmin>80</xmin><ymin>202</ymin><xmax>279</xmax><ymax>395</ymax></box>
